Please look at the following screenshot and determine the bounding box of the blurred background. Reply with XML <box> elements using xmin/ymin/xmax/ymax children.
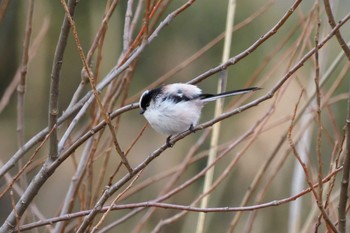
<box><xmin>1</xmin><ymin>0</ymin><xmax>350</xmax><ymax>232</ymax></box>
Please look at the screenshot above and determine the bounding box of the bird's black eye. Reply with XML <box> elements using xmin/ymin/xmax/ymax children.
<box><xmin>139</xmin><ymin>91</ymin><xmax>151</xmax><ymax>113</ymax></box>
<box><xmin>139</xmin><ymin>87</ymin><xmax>162</xmax><ymax>114</ymax></box>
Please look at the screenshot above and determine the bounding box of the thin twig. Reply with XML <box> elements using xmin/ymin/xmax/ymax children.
<box><xmin>67</xmin><ymin>0</ymin><xmax>120</xmax><ymax>108</ymax></box>
<box><xmin>18</xmin><ymin>167</ymin><xmax>342</xmax><ymax>232</ymax></box>
<box><xmin>228</xmin><ymin>100</ymin><xmax>279</xmax><ymax>232</ymax></box>
<box><xmin>338</xmin><ymin>77</ymin><xmax>350</xmax><ymax>233</ymax></box>
<box><xmin>17</xmin><ymin>0</ymin><xmax>34</xmax><ymax>148</ymax></box>
<box><xmin>122</xmin><ymin>0</ymin><xmax>134</xmax><ymax>53</ymax></box>
<box><xmin>314</xmin><ymin>2</ymin><xmax>324</xmax><ymax>231</ymax></box>
<box><xmin>189</xmin><ymin>0</ymin><xmax>303</xmax><ymax>85</ymax></box>
<box><xmin>288</xmin><ymin>91</ymin><xmax>338</xmax><ymax>233</ymax></box>
<box><xmin>53</xmin><ymin>138</ymin><xmax>94</xmax><ymax>233</ymax></box>
<box><xmin>323</xmin><ymin>0</ymin><xmax>350</xmax><ymax>60</ymax></box>
<box><xmin>9</xmin><ymin>190</ymin><xmax>20</xmax><ymax>233</ymax></box>
<box><xmin>60</xmin><ymin>0</ymin><xmax>133</xmax><ymax>173</ymax></box>
<box><xmin>91</xmin><ymin>169</ymin><xmax>143</xmax><ymax>233</ymax></box>
<box><xmin>0</xmin><ymin>125</ymin><xmax>56</xmax><ymax>199</ymax></box>
<box><xmin>87</xmin><ymin>0</ymin><xmax>119</xmax><ymax>64</ymax></box>
<box><xmin>0</xmin><ymin>18</ymin><xmax>49</xmax><ymax>114</ymax></box>
<box><xmin>131</xmin><ymin>130</ymin><xmax>210</xmax><ymax>233</ymax></box>
<box><xmin>48</xmin><ymin>0</ymin><xmax>77</xmax><ymax>161</ymax></box>
<box><xmin>15</xmin><ymin>0</ymin><xmax>35</xmax><ymax>214</ymax></box>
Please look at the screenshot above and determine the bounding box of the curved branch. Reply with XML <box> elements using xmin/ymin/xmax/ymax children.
<box><xmin>323</xmin><ymin>0</ymin><xmax>350</xmax><ymax>60</ymax></box>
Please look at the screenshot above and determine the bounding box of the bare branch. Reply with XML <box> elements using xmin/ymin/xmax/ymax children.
<box><xmin>48</xmin><ymin>0</ymin><xmax>77</xmax><ymax>161</ymax></box>
<box><xmin>323</xmin><ymin>0</ymin><xmax>350</xmax><ymax>60</ymax></box>
<box><xmin>18</xmin><ymin>167</ymin><xmax>342</xmax><ymax>232</ymax></box>
<box><xmin>338</xmin><ymin>80</ymin><xmax>350</xmax><ymax>233</ymax></box>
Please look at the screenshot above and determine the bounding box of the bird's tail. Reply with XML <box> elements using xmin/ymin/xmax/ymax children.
<box><xmin>199</xmin><ymin>87</ymin><xmax>261</xmax><ymax>102</ymax></box>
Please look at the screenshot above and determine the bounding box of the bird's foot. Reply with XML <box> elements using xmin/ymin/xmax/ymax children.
<box><xmin>166</xmin><ymin>135</ymin><xmax>174</xmax><ymax>147</ymax></box>
<box><xmin>188</xmin><ymin>124</ymin><xmax>195</xmax><ymax>133</ymax></box>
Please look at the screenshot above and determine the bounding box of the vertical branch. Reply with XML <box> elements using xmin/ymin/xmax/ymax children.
<box><xmin>16</xmin><ymin>0</ymin><xmax>34</xmax><ymax>195</ymax></box>
<box><xmin>323</xmin><ymin>1</ymin><xmax>350</xmax><ymax>232</ymax></box>
<box><xmin>287</xmin><ymin>6</ymin><xmax>318</xmax><ymax>233</ymax></box>
<box><xmin>195</xmin><ymin>1</ymin><xmax>236</xmax><ymax>232</ymax></box>
<box><xmin>314</xmin><ymin>2</ymin><xmax>324</xmax><ymax>230</ymax></box>
<box><xmin>323</xmin><ymin>0</ymin><xmax>350</xmax><ymax>60</ymax></box>
<box><xmin>339</xmin><ymin>90</ymin><xmax>350</xmax><ymax>233</ymax></box>
<box><xmin>123</xmin><ymin>0</ymin><xmax>134</xmax><ymax>54</ymax></box>
<box><xmin>17</xmin><ymin>0</ymin><xmax>34</xmax><ymax>149</ymax></box>
<box><xmin>288</xmin><ymin>90</ymin><xmax>338</xmax><ymax>233</ymax></box>
<box><xmin>48</xmin><ymin>0</ymin><xmax>77</xmax><ymax>161</ymax></box>
<box><xmin>143</xmin><ymin>0</ymin><xmax>151</xmax><ymax>37</ymax></box>
<box><xmin>0</xmin><ymin>18</ymin><xmax>49</xmax><ymax>114</ymax></box>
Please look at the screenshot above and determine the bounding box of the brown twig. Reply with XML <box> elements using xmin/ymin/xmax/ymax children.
<box><xmin>9</xmin><ymin>189</ymin><xmax>20</xmax><ymax>233</ymax></box>
<box><xmin>189</xmin><ymin>0</ymin><xmax>303</xmax><ymax>85</ymax></box>
<box><xmin>60</xmin><ymin>0</ymin><xmax>133</xmax><ymax>173</ymax></box>
<box><xmin>119</xmin><ymin>0</ymin><xmax>163</xmax><ymax>66</ymax></box>
<box><xmin>228</xmin><ymin>99</ymin><xmax>280</xmax><ymax>232</ymax></box>
<box><xmin>86</xmin><ymin>0</ymin><xmax>119</xmax><ymax>64</ymax></box>
<box><xmin>108</xmin><ymin>122</ymin><xmax>146</xmax><ymax>186</ymax></box>
<box><xmin>322</xmin><ymin>1</ymin><xmax>350</xmax><ymax>231</ymax></box>
<box><xmin>323</xmin><ymin>0</ymin><xmax>350</xmax><ymax>60</ymax></box>
<box><xmin>131</xmin><ymin>130</ymin><xmax>210</xmax><ymax>233</ymax></box>
<box><xmin>91</xmin><ymin>169</ymin><xmax>143</xmax><ymax>233</ymax></box>
<box><xmin>48</xmin><ymin>0</ymin><xmax>77</xmax><ymax>161</ymax></box>
<box><xmin>288</xmin><ymin>90</ymin><xmax>338</xmax><ymax>232</ymax></box>
<box><xmin>0</xmin><ymin>18</ymin><xmax>49</xmax><ymax>114</ymax></box>
<box><xmin>0</xmin><ymin>125</ymin><xmax>56</xmax><ymax>199</ymax></box>
<box><xmin>53</xmin><ymin>137</ymin><xmax>95</xmax><ymax>233</ymax></box>
<box><xmin>314</xmin><ymin>3</ymin><xmax>324</xmax><ymax>231</ymax></box>
<box><xmin>15</xmin><ymin>1</ymin><xmax>35</xmax><ymax>216</ymax></box>
<box><xmin>338</xmin><ymin>82</ymin><xmax>350</xmax><ymax>233</ymax></box>
<box><xmin>91</xmin><ymin>143</ymin><xmax>112</xmax><ymax>206</ymax></box>
<box><xmin>17</xmin><ymin>167</ymin><xmax>342</xmax><ymax>232</ymax></box>
<box><xmin>17</xmin><ymin>0</ymin><xmax>34</xmax><ymax>148</ymax></box>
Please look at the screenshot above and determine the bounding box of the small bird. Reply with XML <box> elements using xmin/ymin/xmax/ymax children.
<box><xmin>139</xmin><ymin>83</ymin><xmax>260</xmax><ymax>145</ymax></box>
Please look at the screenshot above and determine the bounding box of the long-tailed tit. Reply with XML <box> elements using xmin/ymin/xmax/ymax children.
<box><xmin>139</xmin><ymin>83</ymin><xmax>260</xmax><ymax>145</ymax></box>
